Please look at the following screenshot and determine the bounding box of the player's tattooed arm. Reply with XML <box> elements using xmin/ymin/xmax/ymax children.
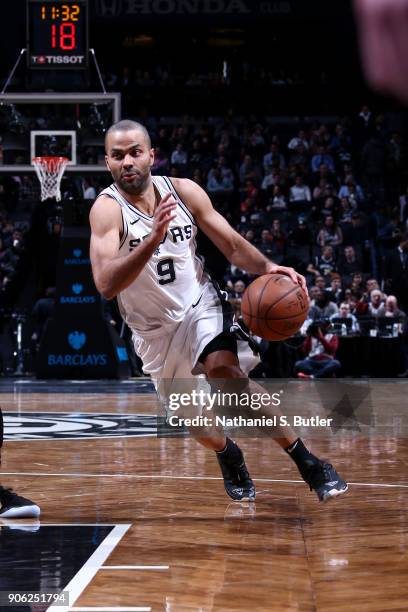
<box><xmin>172</xmin><ymin>178</ymin><xmax>306</xmax><ymax>290</ymax></box>
<box><xmin>89</xmin><ymin>194</ymin><xmax>176</xmax><ymax>299</ymax></box>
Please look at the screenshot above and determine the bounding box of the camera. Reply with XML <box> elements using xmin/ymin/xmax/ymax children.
<box><xmin>307</xmin><ymin>320</ymin><xmax>331</xmax><ymax>336</ymax></box>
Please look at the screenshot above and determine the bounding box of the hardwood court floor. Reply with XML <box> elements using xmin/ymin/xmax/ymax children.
<box><xmin>1</xmin><ymin>380</ymin><xmax>408</xmax><ymax>611</ymax></box>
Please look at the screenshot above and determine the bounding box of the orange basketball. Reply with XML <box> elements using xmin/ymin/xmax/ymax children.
<box><xmin>241</xmin><ymin>273</ymin><xmax>309</xmax><ymax>341</ymax></box>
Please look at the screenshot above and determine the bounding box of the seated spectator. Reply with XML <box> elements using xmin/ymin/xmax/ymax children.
<box><xmin>341</xmin><ymin>213</ymin><xmax>370</xmax><ymax>249</ymax></box>
<box><xmin>229</xmin><ymin>279</ymin><xmax>246</xmax><ymax>300</ymax></box>
<box><xmin>263</xmin><ymin>143</ymin><xmax>285</xmax><ymax>172</ymax></box>
<box><xmin>31</xmin><ymin>287</ymin><xmax>56</xmax><ymax>344</ymax></box>
<box><xmin>288</xmin><ymin>143</ymin><xmax>309</xmax><ymax>173</ymax></box>
<box><xmin>366</xmin><ymin>278</ymin><xmax>380</xmax><ymax>293</ymax></box>
<box><xmin>311</xmin><ymin>145</ymin><xmax>335</xmax><ymax>173</ymax></box>
<box><xmin>338</xmin><ymin>245</ymin><xmax>363</xmax><ymax>277</ymax></box>
<box><xmin>327</xmin><ymin>274</ymin><xmax>344</xmax><ymax>304</ymax></box>
<box><xmin>170</xmin><ymin>143</ymin><xmax>188</xmax><ymax>166</ymax></box>
<box><xmin>331</xmin><ymin>302</ymin><xmax>359</xmax><ymax>333</ymax></box>
<box><xmin>308</xmin><ymin>289</ymin><xmax>339</xmax><ymax>319</ymax></box>
<box><xmin>316</xmin><ymin>215</ymin><xmax>343</xmax><ymax>248</ymax></box>
<box><xmin>206</xmin><ymin>167</ymin><xmax>234</xmax><ymax>194</ymax></box>
<box><xmin>367</xmin><ymin>289</ymin><xmax>386</xmax><ymax>317</ymax></box>
<box><xmin>270</xmin><ymin>219</ymin><xmax>286</xmax><ymax>261</ymax></box>
<box><xmin>338</xmin><ymin>177</ymin><xmax>365</xmax><ymax>205</ymax></box>
<box><xmin>314</xmin><ymin>275</ymin><xmax>327</xmax><ymax>291</ymax></box>
<box><xmin>295</xmin><ymin>320</ymin><xmax>341</xmax><ymax>379</ymax></box>
<box><xmin>288</xmin><ymin>129</ymin><xmax>309</xmax><ymax>151</ymax></box>
<box><xmin>312</xmin><ymin>178</ymin><xmax>332</xmax><ymax>202</ymax></box>
<box><xmin>320</xmin><ymin>196</ymin><xmax>338</xmax><ymax>219</ymax></box>
<box><xmin>338</xmin><ymin>197</ymin><xmax>355</xmax><ymax>223</ymax></box>
<box><xmin>308</xmin><ymin>285</ymin><xmax>320</xmax><ymax>305</ymax></box>
<box><xmin>258</xmin><ymin>229</ymin><xmax>274</xmax><ymax>258</ymax></box>
<box><xmin>289</xmin><ymin>175</ymin><xmax>311</xmax><ymax>203</ymax></box>
<box><xmin>261</xmin><ymin>168</ymin><xmax>280</xmax><ymax>194</ymax></box>
<box><xmin>384</xmin><ymin>295</ymin><xmax>407</xmax><ymax>326</ymax></box>
<box><xmin>239</xmin><ymin>154</ymin><xmax>261</xmax><ymax>186</ymax></box>
<box><xmin>268</xmin><ymin>185</ymin><xmax>287</xmax><ymax>210</ymax></box>
<box><xmin>308</xmin><ymin>245</ymin><xmax>337</xmax><ymax>278</ymax></box>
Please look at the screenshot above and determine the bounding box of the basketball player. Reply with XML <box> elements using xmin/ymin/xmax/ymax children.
<box><xmin>0</xmin><ymin>408</ymin><xmax>40</xmax><ymax>518</ymax></box>
<box><xmin>89</xmin><ymin>120</ymin><xmax>347</xmax><ymax>503</ymax></box>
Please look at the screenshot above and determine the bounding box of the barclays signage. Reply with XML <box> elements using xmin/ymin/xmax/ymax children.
<box><xmin>59</xmin><ymin>283</ymin><xmax>96</xmax><ymax>305</ymax></box>
<box><xmin>47</xmin><ymin>331</ymin><xmax>108</xmax><ymax>367</ymax></box>
<box><xmin>64</xmin><ymin>248</ymin><xmax>91</xmax><ymax>266</ymax></box>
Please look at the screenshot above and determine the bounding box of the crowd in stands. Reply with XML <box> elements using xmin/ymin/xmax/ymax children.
<box><xmin>1</xmin><ymin>104</ymin><xmax>408</xmax><ymax>375</ymax></box>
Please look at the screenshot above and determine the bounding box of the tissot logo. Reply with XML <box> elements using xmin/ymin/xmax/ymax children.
<box><xmin>3</xmin><ymin>412</ymin><xmax>157</xmax><ymax>440</ymax></box>
<box><xmin>68</xmin><ymin>331</ymin><xmax>87</xmax><ymax>350</ymax></box>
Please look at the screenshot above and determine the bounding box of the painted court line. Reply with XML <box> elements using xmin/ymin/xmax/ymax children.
<box><xmin>47</xmin><ymin>524</ymin><xmax>131</xmax><ymax>612</ymax></box>
<box><xmin>2</xmin><ymin>471</ymin><xmax>408</xmax><ymax>489</ymax></box>
<box><xmin>101</xmin><ymin>565</ymin><xmax>169</xmax><ymax>570</ymax></box>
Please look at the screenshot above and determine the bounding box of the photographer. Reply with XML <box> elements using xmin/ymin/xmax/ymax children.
<box><xmin>295</xmin><ymin>320</ymin><xmax>341</xmax><ymax>379</ymax></box>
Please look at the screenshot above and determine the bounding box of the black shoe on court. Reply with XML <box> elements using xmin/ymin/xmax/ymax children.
<box><xmin>301</xmin><ymin>460</ymin><xmax>348</xmax><ymax>503</ymax></box>
<box><xmin>0</xmin><ymin>487</ymin><xmax>41</xmax><ymax>518</ymax></box>
<box><xmin>216</xmin><ymin>439</ymin><xmax>256</xmax><ymax>502</ymax></box>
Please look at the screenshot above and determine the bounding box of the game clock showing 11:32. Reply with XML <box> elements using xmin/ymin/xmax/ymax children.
<box><xmin>27</xmin><ymin>0</ymin><xmax>89</xmax><ymax>68</ymax></box>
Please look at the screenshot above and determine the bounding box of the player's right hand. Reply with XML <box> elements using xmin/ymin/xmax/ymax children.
<box><xmin>150</xmin><ymin>192</ymin><xmax>177</xmax><ymax>244</ymax></box>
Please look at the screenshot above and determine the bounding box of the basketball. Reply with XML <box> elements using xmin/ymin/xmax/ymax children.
<box><xmin>241</xmin><ymin>274</ymin><xmax>309</xmax><ymax>341</ymax></box>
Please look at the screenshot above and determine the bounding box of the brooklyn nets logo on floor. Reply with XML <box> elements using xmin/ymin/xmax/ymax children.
<box><xmin>3</xmin><ymin>412</ymin><xmax>158</xmax><ymax>440</ymax></box>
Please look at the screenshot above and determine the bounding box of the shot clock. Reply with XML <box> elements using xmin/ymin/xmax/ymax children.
<box><xmin>27</xmin><ymin>0</ymin><xmax>89</xmax><ymax>68</ymax></box>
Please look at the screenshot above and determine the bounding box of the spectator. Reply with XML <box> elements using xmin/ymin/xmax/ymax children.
<box><xmin>263</xmin><ymin>143</ymin><xmax>285</xmax><ymax>172</ymax></box>
<box><xmin>383</xmin><ymin>233</ymin><xmax>408</xmax><ymax>311</ymax></box>
<box><xmin>309</xmin><ymin>289</ymin><xmax>339</xmax><ymax>319</ymax></box>
<box><xmin>384</xmin><ymin>295</ymin><xmax>407</xmax><ymax>326</ymax></box>
<box><xmin>268</xmin><ymin>185</ymin><xmax>287</xmax><ymax>210</ymax></box>
<box><xmin>31</xmin><ymin>287</ymin><xmax>56</xmax><ymax>344</ymax></box>
<box><xmin>338</xmin><ymin>177</ymin><xmax>365</xmax><ymax>205</ymax></box>
<box><xmin>288</xmin><ymin>129</ymin><xmax>309</xmax><ymax>151</ymax></box>
<box><xmin>239</xmin><ymin>155</ymin><xmax>261</xmax><ymax>186</ymax></box>
<box><xmin>289</xmin><ymin>175</ymin><xmax>311</xmax><ymax>202</ymax></box>
<box><xmin>170</xmin><ymin>143</ymin><xmax>188</xmax><ymax>166</ymax></box>
<box><xmin>316</xmin><ymin>216</ymin><xmax>343</xmax><ymax>248</ymax></box>
<box><xmin>259</xmin><ymin>229</ymin><xmax>274</xmax><ymax>258</ymax></box>
<box><xmin>311</xmin><ymin>145</ymin><xmax>335</xmax><ymax>173</ymax></box>
<box><xmin>327</xmin><ymin>275</ymin><xmax>344</xmax><ymax>304</ymax></box>
<box><xmin>308</xmin><ymin>245</ymin><xmax>337</xmax><ymax>278</ymax></box>
<box><xmin>230</xmin><ymin>279</ymin><xmax>246</xmax><ymax>300</ymax></box>
<box><xmin>82</xmin><ymin>179</ymin><xmax>96</xmax><ymax>200</ymax></box>
<box><xmin>295</xmin><ymin>320</ymin><xmax>341</xmax><ymax>379</ymax></box>
<box><xmin>331</xmin><ymin>302</ymin><xmax>359</xmax><ymax>333</ymax></box>
<box><xmin>206</xmin><ymin>167</ymin><xmax>234</xmax><ymax>194</ymax></box>
<box><xmin>289</xmin><ymin>217</ymin><xmax>313</xmax><ymax>247</ymax></box>
<box><xmin>338</xmin><ymin>245</ymin><xmax>363</xmax><ymax>277</ymax></box>
<box><xmin>367</xmin><ymin>289</ymin><xmax>386</xmax><ymax>317</ymax></box>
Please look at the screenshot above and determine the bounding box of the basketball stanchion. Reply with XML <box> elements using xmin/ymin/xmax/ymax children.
<box><xmin>32</xmin><ymin>156</ymin><xmax>69</xmax><ymax>201</ymax></box>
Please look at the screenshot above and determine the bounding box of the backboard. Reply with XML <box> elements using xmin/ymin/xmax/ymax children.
<box><xmin>0</xmin><ymin>92</ymin><xmax>121</xmax><ymax>174</ymax></box>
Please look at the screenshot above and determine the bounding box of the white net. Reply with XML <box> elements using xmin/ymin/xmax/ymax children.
<box><xmin>32</xmin><ymin>156</ymin><xmax>69</xmax><ymax>201</ymax></box>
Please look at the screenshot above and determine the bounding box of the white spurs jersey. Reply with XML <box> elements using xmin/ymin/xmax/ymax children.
<box><xmin>99</xmin><ymin>176</ymin><xmax>210</xmax><ymax>338</ymax></box>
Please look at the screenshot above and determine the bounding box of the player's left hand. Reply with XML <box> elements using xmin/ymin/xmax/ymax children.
<box><xmin>267</xmin><ymin>263</ymin><xmax>308</xmax><ymax>296</ymax></box>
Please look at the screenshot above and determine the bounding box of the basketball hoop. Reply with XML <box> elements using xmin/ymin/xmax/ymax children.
<box><xmin>32</xmin><ymin>156</ymin><xmax>69</xmax><ymax>201</ymax></box>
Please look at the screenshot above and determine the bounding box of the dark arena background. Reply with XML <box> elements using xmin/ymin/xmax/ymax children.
<box><xmin>0</xmin><ymin>1</ymin><xmax>408</xmax><ymax>610</ymax></box>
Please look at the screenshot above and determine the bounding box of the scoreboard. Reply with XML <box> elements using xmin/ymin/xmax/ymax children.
<box><xmin>27</xmin><ymin>0</ymin><xmax>89</xmax><ymax>68</ymax></box>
